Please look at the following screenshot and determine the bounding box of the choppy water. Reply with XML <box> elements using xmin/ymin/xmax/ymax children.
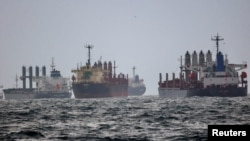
<box><xmin>0</xmin><ymin>95</ymin><xmax>250</xmax><ymax>141</ymax></box>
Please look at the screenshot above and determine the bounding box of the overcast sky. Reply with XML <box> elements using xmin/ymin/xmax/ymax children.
<box><xmin>1</xmin><ymin>0</ymin><xmax>250</xmax><ymax>95</ymax></box>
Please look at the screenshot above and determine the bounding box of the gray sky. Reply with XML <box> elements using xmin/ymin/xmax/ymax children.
<box><xmin>1</xmin><ymin>0</ymin><xmax>250</xmax><ymax>95</ymax></box>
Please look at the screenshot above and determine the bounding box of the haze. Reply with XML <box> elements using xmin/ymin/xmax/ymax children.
<box><xmin>1</xmin><ymin>0</ymin><xmax>250</xmax><ymax>95</ymax></box>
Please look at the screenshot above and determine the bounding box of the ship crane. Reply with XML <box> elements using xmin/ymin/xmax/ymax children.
<box><xmin>229</xmin><ymin>63</ymin><xmax>247</xmax><ymax>71</ymax></box>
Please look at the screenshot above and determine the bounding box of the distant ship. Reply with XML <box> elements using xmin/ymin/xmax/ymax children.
<box><xmin>128</xmin><ymin>67</ymin><xmax>146</xmax><ymax>96</ymax></box>
<box><xmin>3</xmin><ymin>59</ymin><xmax>71</xmax><ymax>100</ymax></box>
<box><xmin>158</xmin><ymin>55</ymin><xmax>188</xmax><ymax>98</ymax></box>
<box><xmin>71</xmin><ymin>45</ymin><xmax>128</xmax><ymax>98</ymax></box>
<box><xmin>33</xmin><ymin>58</ymin><xmax>72</xmax><ymax>99</ymax></box>
<box><xmin>3</xmin><ymin>67</ymin><xmax>35</xmax><ymax>100</ymax></box>
<box><xmin>0</xmin><ymin>85</ymin><xmax>4</xmax><ymax>99</ymax></box>
<box><xmin>3</xmin><ymin>88</ymin><xmax>34</xmax><ymax>100</ymax></box>
<box><xmin>159</xmin><ymin>34</ymin><xmax>248</xmax><ymax>97</ymax></box>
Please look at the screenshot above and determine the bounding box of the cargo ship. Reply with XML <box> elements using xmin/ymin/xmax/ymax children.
<box><xmin>3</xmin><ymin>68</ymin><xmax>35</xmax><ymax>100</ymax></box>
<box><xmin>158</xmin><ymin>55</ymin><xmax>188</xmax><ymax>98</ymax></box>
<box><xmin>0</xmin><ymin>85</ymin><xmax>4</xmax><ymax>99</ymax></box>
<box><xmin>71</xmin><ymin>45</ymin><xmax>128</xmax><ymax>98</ymax></box>
<box><xmin>128</xmin><ymin>66</ymin><xmax>146</xmax><ymax>96</ymax></box>
<box><xmin>159</xmin><ymin>34</ymin><xmax>248</xmax><ymax>97</ymax></box>
<box><xmin>33</xmin><ymin>58</ymin><xmax>72</xmax><ymax>99</ymax></box>
<box><xmin>3</xmin><ymin>59</ymin><xmax>71</xmax><ymax>100</ymax></box>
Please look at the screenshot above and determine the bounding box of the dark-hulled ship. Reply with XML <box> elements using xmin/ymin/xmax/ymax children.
<box><xmin>3</xmin><ymin>67</ymin><xmax>35</xmax><ymax>100</ymax></box>
<box><xmin>128</xmin><ymin>67</ymin><xmax>146</xmax><ymax>96</ymax></box>
<box><xmin>71</xmin><ymin>45</ymin><xmax>128</xmax><ymax>98</ymax></box>
<box><xmin>159</xmin><ymin>34</ymin><xmax>248</xmax><ymax>97</ymax></box>
<box><xmin>1</xmin><ymin>85</ymin><xmax>4</xmax><ymax>99</ymax></box>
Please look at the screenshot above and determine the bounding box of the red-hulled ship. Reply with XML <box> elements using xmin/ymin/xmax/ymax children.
<box><xmin>159</xmin><ymin>34</ymin><xmax>248</xmax><ymax>98</ymax></box>
<box><xmin>185</xmin><ymin>34</ymin><xmax>248</xmax><ymax>97</ymax></box>
<box><xmin>71</xmin><ymin>45</ymin><xmax>128</xmax><ymax>98</ymax></box>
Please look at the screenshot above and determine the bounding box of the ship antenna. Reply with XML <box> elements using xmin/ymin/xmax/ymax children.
<box><xmin>16</xmin><ymin>74</ymin><xmax>18</xmax><ymax>88</ymax></box>
<box><xmin>85</xmin><ymin>44</ymin><xmax>93</xmax><ymax>67</ymax></box>
<box><xmin>180</xmin><ymin>56</ymin><xmax>183</xmax><ymax>72</ymax></box>
<box><xmin>51</xmin><ymin>57</ymin><xmax>55</xmax><ymax>71</ymax></box>
<box><xmin>211</xmin><ymin>33</ymin><xmax>224</xmax><ymax>54</ymax></box>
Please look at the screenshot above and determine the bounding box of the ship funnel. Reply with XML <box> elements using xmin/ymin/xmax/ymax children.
<box><xmin>216</xmin><ymin>52</ymin><xmax>224</xmax><ymax>72</ymax></box>
<box><xmin>29</xmin><ymin>66</ymin><xmax>33</xmax><ymax>89</ymax></box>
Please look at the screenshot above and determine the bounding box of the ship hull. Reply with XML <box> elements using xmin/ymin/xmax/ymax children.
<box><xmin>72</xmin><ymin>83</ymin><xmax>128</xmax><ymax>98</ymax></box>
<box><xmin>158</xmin><ymin>87</ymin><xmax>187</xmax><ymax>98</ymax></box>
<box><xmin>3</xmin><ymin>89</ymin><xmax>35</xmax><ymax>100</ymax></box>
<box><xmin>33</xmin><ymin>92</ymin><xmax>72</xmax><ymax>99</ymax></box>
<box><xmin>187</xmin><ymin>86</ymin><xmax>247</xmax><ymax>97</ymax></box>
<box><xmin>128</xmin><ymin>86</ymin><xmax>146</xmax><ymax>96</ymax></box>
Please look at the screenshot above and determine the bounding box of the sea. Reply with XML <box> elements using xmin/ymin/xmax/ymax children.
<box><xmin>0</xmin><ymin>95</ymin><xmax>250</xmax><ymax>141</ymax></box>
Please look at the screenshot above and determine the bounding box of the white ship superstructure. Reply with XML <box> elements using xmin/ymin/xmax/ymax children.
<box><xmin>159</xmin><ymin>34</ymin><xmax>248</xmax><ymax>98</ymax></box>
<box><xmin>33</xmin><ymin>58</ymin><xmax>71</xmax><ymax>99</ymax></box>
<box><xmin>185</xmin><ymin>34</ymin><xmax>247</xmax><ymax>97</ymax></box>
<box><xmin>128</xmin><ymin>67</ymin><xmax>146</xmax><ymax>96</ymax></box>
<box><xmin>3</xmin><ymin>58</ymin><xmax>71</xmax><ymax>100</ymax></box>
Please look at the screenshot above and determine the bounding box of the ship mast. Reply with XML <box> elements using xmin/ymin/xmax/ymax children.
<box><xmin>179</xmin><ymin>56</ymin><xmax>184</xmax><ymax>87</ymax></box>
<box><xmin>85</xmin><ymin>44</ymin><xmax>93</xmax><ymax>67</ymax></box>
<box><xmin>211</xmin><ymin>33</ymin><xmax>224</xmax><ymax>54</ymax></box>
<box><xmin>132</xmin><ymin>66</ymin><xmax>136</xmax><ymax>78</ymax></box>
<box><xmin>180</xmin><ymin>56</ymin><xmax>183</xmax><ymax>73</ymax></box>
<box><xmin>51</xmin><ymin>57</ymin><xmax>55</xmax><ymax>71</ymax></box>
<box><xmin>16</xmin><ymin>74</ymin><xmax>18</xmax><ymax>88</ymax></box>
